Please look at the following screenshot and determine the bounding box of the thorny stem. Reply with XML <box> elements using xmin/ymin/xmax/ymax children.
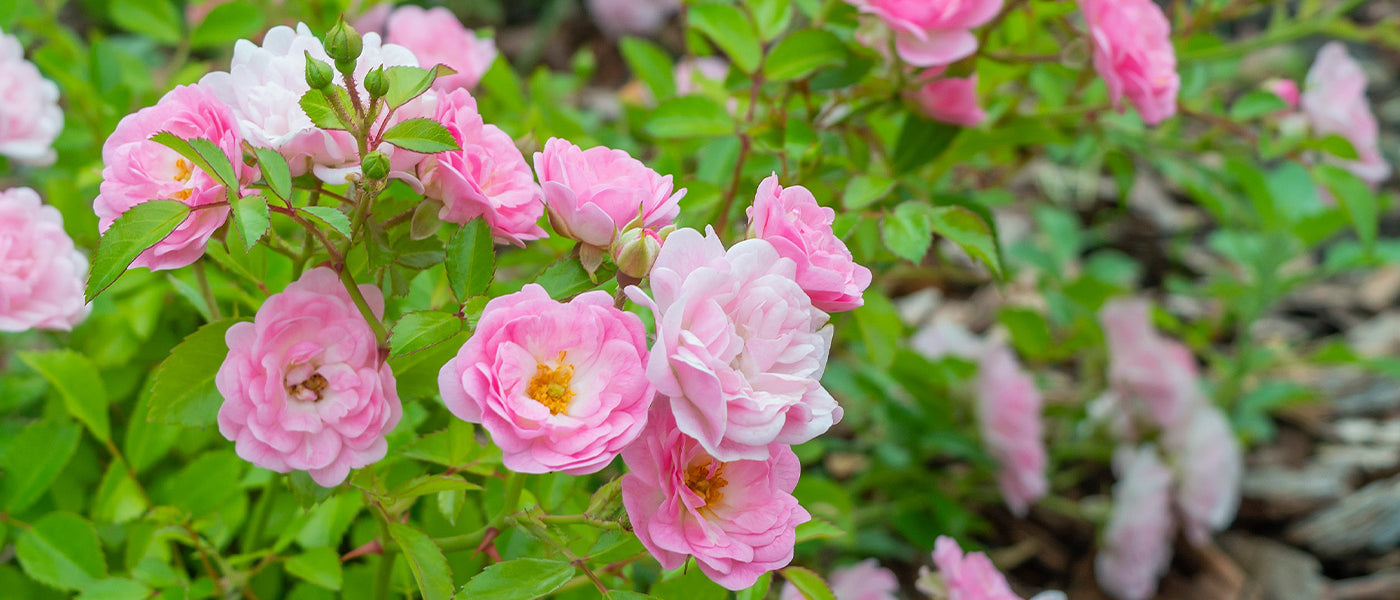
<box><xmin>184</xmin><ymin>523</ymin><xmax>226</xmax><ymax>598</ymax></box>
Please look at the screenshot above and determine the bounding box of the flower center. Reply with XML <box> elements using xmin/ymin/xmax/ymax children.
<box><xmin>171</xmin><ymin>158</ymin><xmax>195</xmax><ymax>201</ymax></box>
<box><xmin>526</xmin><ymin>351</ymin><xmax>575</xmax><ymax>415</ymax></box>
<box><xmin>684</xmin><ymin>458</ymin><xmax>728</xmax><ymax>507</ymax></box>
<box><xmin>287</xmin><ymin>373</ymin><xmax>329</xmax><ymax>402</ymax></box>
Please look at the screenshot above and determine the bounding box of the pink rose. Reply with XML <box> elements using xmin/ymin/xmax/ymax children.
<box><xmin>1163</xmin><ymin>404</ymin><xmax>1240</xmax><ymax>547</ymax></box>
<box><xmin>976</xmin><ymin>345</ymin><xmax>1048</xmax><ymax>516</ymax></box>
<box><xmin>927</xmin><ymin>536</ymin><xmax>1023</xmax><ymax>600</ymax></box>
<box><xmin>0</xmin><ymin>28</ymin><xmax>63</xmax><ymax>166</ymax></box>
<box><xmin>216</xmin><ymin>267</ymin><xmax>401</xmax><ymax>487</ymax></box>
<box><xmin>1081</xmin><ymin>0</ymin><xmax>1179</xmax><ymax>126</ymax></box>
<box><xmin>0</xmin><ymin>188</ymin><xmax>89</xmax><ymax>332</ymax></box>
<box><xmin>534</xmin><ymin>137</ymin><xmax>684</xmax><ymax>251</ymax></box>
<box><xmin>386</xmin><ymin>6</ymin><xmax>498</xmax><ymax>91</ymax></box>
<box><xmin>1096</xmin><ymin>445</ymin><xmax>1175</xmax><ymax>600</ymax></box>
<box><xmin>1099</xmin><ymin>299</ymin><xmax>1199</xmax><ymax>432</ymax></box>
<box><xmin>1264</xmin><ymin>78</ymin><xmax>1299</xmax><ymax>111</ymax></box>
<box><xmin>746</xmin><ymin>175</ymin><xmax>872</xmax><ymax>313</ymax></box>
<box><xmin>621</xmin><ymin>405</ymin><xmax>809</xmax><ymax>590</ymax></box>
<box><xmin>419</xmin><ymin>89</ymin><xmax>545</xmax><ymax>245</ymax></box>
<box><xmin>780</xmin><ymin>559</ymin><xmax>899</xmax><ymax>600</ymax></box>
<box><xmin>95</xmin><ymin>84</ymin><xmax>252</xmax><ymax>271</ymax></box>
<box><xmin>586</xmin><ymin>0</ymin><xmax>681</xmax><ymax>38</ymax></box>
<box><xmin>1302</xmin><ymin>43</ymin><xmax>1392</xmax><ymax>185</ymax></box>
<box><xmin>910</xmin><ymin>73</ymin><xmax>987</xmax><ymax>127</ymax></box>
<box><xmin>846</xmin><ymin>0</ymin><xmax>1004</xmax><ymax>67</ymax></box>
<box><xmin>437</xmin><ymin>284</ymin><xmax>653</xmax><ymax>475</ymax></box>
<box><xmin>626</xmin><ymin>228</ymin><xmax>842</xmax><ymax>461</ymax></box>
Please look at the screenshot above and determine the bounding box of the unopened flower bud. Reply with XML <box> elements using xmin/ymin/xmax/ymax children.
<box><xmin>612</xmin><ymin>227</ymin><xmax>662</xmax><ymax>279</ymax></box>
<box><xmin>323</xmin><ymin>19</ymin><xmax>363</xmax><ymax>67</ymax></box>
<box><xmin>585</xmin><ymin>477</ymin><xmax>623</xmax><ymax>521</ymax></box>
<box><xmin>304</xmin><ymin>52</ymin><xmax>335</xmax><ymax>90</ymax></box>
<box><xmin>361</xmin><ymin>151</ymin><xmax>390</xmax><ymax>180</ymax></box>
<box><xmin>364</xmin><ymin>66</ymin><xmax>389</xmax><ymax>99</ymax></box>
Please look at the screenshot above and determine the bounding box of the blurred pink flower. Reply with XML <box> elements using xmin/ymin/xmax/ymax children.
<box><xmin>587</xmin><ymin>0</ymin><xmax>681</xmax><ymax>37</ymax></box>
<box><xmin>675</xmin><ymin>57</ymin><xmax>730</xmax><ymax>97</ymax></box>
<box><xmin>1164</xmin><ymin>404</ymin><xmax>1241</xmax><ymax>547</ymax></box>
<box><xmin>419</xmin><ymin>89</ymin><xmax>546</xmax><ymax>245</ymax></box>
<box><xmin>1264</xmin><ymin>79</ymin><xmax>1299</xmax><ymax>110</ymax></box>
<box><xmin>352</xmin><ymin>1</ymin><xmax>393</xmax><ymax>35</ymax></box>
<box><xmin>0</xmin><ymin>28</ymin><xmax>62</xmax><ymax>166</ymax></box>
<box><xmin>621</xmin><ymin>405</ymin><xmax>809</xmax><ymax>590</ymax></box>
<box><xmin>1096</xmin><ymin>445</ymin><xmax>1175</xmax><ymax>600</ymax></box>
<box><xmin>1302</xmin><ymin>42</ymin><xmax>1391</xmax><ymax>185</ymax></box>
<box><xmin>386</xmin><ymin>6</ymin><xmax>497</xmax><ymax>91</ymax></box>
<box><xmin>747</xmin><ymin>174</ymin><xmax>872</xmax><ymax>313</ymax></box>
<box><xmin>927</xmin><ymin>536</ymin><xmax>1023</xmax><ymax>600</ymax></box>
<box><xmin>216</xmin><ymin>268</ymin><xmax>401</xmax><ymax>487</ymax></box>
<box><xmin>910</xmin><ymin>72</ymin><xmax>987</xmax><ymax>127</ymax></box>
<box><xmin>438</xmin><ymin>284</ymin><xmax>653</xmax><ymax>475</ymax></box>
<box><xmin>846</xmin><ymin>0</ymin><xmax>1004</xmax><ymax>67</ymax></box>
<box><xmin>780</xmin><ymin>559</ymin><xmax>899</xmax><ymax>600</ymax></box>
<box><xmin>1099</xmin><ymin>299</ymin><xmax>1200</xmax><ymax>432</ymax></box>
<box><xmin>534</xmin><ymin>137</ymin><xmax>684</xmax><ymax>251</ymax></box>
<box><xmin>95</xmin><ymin>84</ymin><xmax>252</xmax><ymax>271</ymax></box>
<box><xmin>0</xmin><ymin>187</ymin><xmax>88</xmax><ymax>332</ymax></box>
<box><xmin>1081</xmin><ymin>0</ymin><xmax>1179</xmax><ymax>126</ymax></box>
<box><xmin>976</xmin><ymin>345</ymin><xmax>1048</xmax><ymax>516</ymax></box>
<box><xmin>626</xmin><ymin>228</ymin><xmax>842</xmax><ymax>461</ymax></box>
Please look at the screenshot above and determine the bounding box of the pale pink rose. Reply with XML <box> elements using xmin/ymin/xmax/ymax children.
<box><xmin>352</xmin><ymin>1</ymin><xmax>393</xmax><ymax>35</ymax></box>
<box><xmin>0</xmin><ymin>188</ymin><xmax>89</xmax><ymax>332</ymax></box>
<box><xmin>419</xmin><ymin>89</ymin><xmax>545</xmax><ymax>245</ymax></box>
<box><xmin>780</xmin><ymin>559</ymin><xmax>899</xmax><ymax>600</ymax></box>
<box><xmin>1081</xmin><ymin>0</ymin><xmax>1179</xmax><ymax>126</ymax></box>
<box><xmin>626</xmin><ymin>228</ymin><xmax>842</xmax><ymax>461</ymax></box>
<box><xmin>95</xmin><ymin>84</ymin><xmax>252</xmax><ymax>271</ymax></box>
<box><xmin>976</xmin><ymin>345</ymin><xmax>1048</xmax><ymax>516</ymax></box>
<box><xmin>216</xmin><ymin>267</ymin><xmax>401</xmax><ymax>487</ymax></box>
<box><xmin>386</xmin><ymin>6</ymin><xmax>497</xmax><ymax>91</ymax></box>
<box><xmin>1264</xmin><ymin>79</ymin><xmax>1300</xmax><ymax>111</ymax></box>
<box><xmin>846</xmin><ymin>0</ymin><xmax>1004</xmax><ymax>67</ymax></box>
<box><xmin>1163</xmin><ymin>404</ymin><xmax>1240</xmax><ymax>547</ymax></box>
<box><xmin>1096</xmin><ymin>445</ymin><xmax>1175</xmax><ymax>600</ymax></box>
<box><xmin>675</xmin><ymin>57</ymin><xmax>729</xmax><ymax>97</ymax></box>
<box><xmin>438</xmin><ymin>284</ymin><xmax>653</xmax><ymax>475</ymax></box>
<box><xmin>1302</xmin><ymin>43</ymin><xmax>1392</xmax><ymax>185</ymax></box>
<box><xmin>587</xmin><ymin>0</ymin><xmax>681</xmax><ymax>37</ymax></box>
<box><xmin>0</xmin><ymin>28</ymin><xmax>62</xmax><ymax>166</ymax></box>
<box><xmin>621</xmin><ymin>405</ymin><xmax>809</xmax><ymax>590</ymax></box>
<box><xmin>1099</xmin><ymin>299</ymin><xmax>1200</xmax><ymax>432</ymax></box>
<box><xmin>747</xmin><ymin>175</ymin><xmax>872</xmax><ymax>313</ymax></box>
<box><xmin>928</xmin><ymin>536</ymin><xmax>1023</xmax><ymax>600</ymax></box>
<box><xmin>534</xmin><ymin>137</ymin><xmax>684</xmax><ymax>251</ymax></box>
<box><xmin>910</xmin><ymin>73</ymin><xmax>987</xmax><ymax>127</ymax></box>
<box><xmin>186</xmin><ymin>0</ymin><xmax>284</xmax><ymax>24</ymax></box>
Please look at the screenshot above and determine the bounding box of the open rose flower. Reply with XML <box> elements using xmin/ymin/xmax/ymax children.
<box><xmin>419</xmin><ymin>89</ymin><xmax>545</xmax><ymax>244</ymax></box>
<box><xmin>0</xmin><ymin>27</ymin><xmax>63</xmax><ymax>166</ymax></box>
<box><xmin>977</xmin><ymin>345</ymin><xmax>1048</xmax><ymax>516</ymax></box>
<box><xmin>1081</xmin><ymin>0</ymin><xmax>1179</xmax><ymax>126</ymax></box>
<box><xmin>216</xmin><ymin>268</ymin><xmax>401</xmax><ymax>487</ymax></box>
<box><xmin>1099</xmin><ymin>299</ymin><xmax>1200</xmax><ymax>432</ymax></box>
<box><xmin>622</xmin><ymin>405</ymin><xmax>809</xmax><ymax>590</ymax></box>
<box><xmin>626</xmin><ymin>228</ymin><xmax>842</xmax><ymax>461</ymax></box>
<box><xmin>1096</xmin><ymin>445</ymin><xmax>1175</xmax><ymax>600</ymax></box>
<box><xmin>781</xmin><ymin>559</ymin><xmax>899</xmax><ymax>600</ymax></box>
<box><xmin>846</xmin><ymin>0</ymin><xmax>1004</xmax><ymax>67</ymax></box>
<box><xmin>534</xmin><ymin>138</ymin><xmax>684</xmax><ymax>253</ymax></box>
<box><xmin>587</xmin><ymin>0</ymin><xmax>681</xmax><ymax>37</ymax></box>
<box><xmin>95</xmin><ymin>84</ymin><xmax>252</xmax><ymax>271</ymax></box>
<box><xmin>0</xmin><ymin>187</ymin><xmax>89</xmax><ymax>332</ymax></box>
<box><xmin>1164</xmin><ymin>404</ymin><xmax>1241</xmax><ymax>547</ymax></box>
<box><xmin>923</xmin><ymin>536</ymin><xmax>1022</xmax><ymax>600</ymax></box>
<box><xmin>910</xmin><ymin>72</ymin><xmax>987</xmax><ymax>127</ymax></box>
<box><xmin>386</xmin><ymin>6</ymin><xmax>497</xmax><ymax>91</ymax></box>
<box><xmin>1302</xmin><ymin>43</ymin><xmax>1392</xmax><ymax>186</ymax></box>
<box><xmin>747</xmin><ymin>175</ymin><xmax>872</xmax><ymax>313</ymax></box>
<box><xmin>438</xmin><ymin>284</ymin><xmax>653</xmax><ymax>474</ymax></box>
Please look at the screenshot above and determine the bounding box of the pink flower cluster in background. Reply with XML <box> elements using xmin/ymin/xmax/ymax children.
<box><xmin>0</xmin><ymin>28</ymin><xmax>63</xmax><ymax>166</ymax></box>
<box><xmin>587</xmin><ymin>0</ymin><xmax>681</xmax><ymax>38</ymax></box>
<box><xmin>1300</xmin><ymin>43</ymin><xmax>1392</xmax><ymax>186</ymax></box>
<box><xmin>1080</xmin><ymin>0</ymin><xmax>1180</xmax><ymax>125</ymax></box>
<box><xmin>385</xmin><ymin>6</ymin><xmax>497</xmax><ymax>91</ymax></box>
<box><xmin>977</xmin><ymin>345</ymin><xmax>1049</xmax><ymax>517</ymax></box>
<box><xmin>847</xmin><ymin>0</ymin><xmax>1004</xmax><ymax>67</ymax></box>
<box><xmin>0</xmin><ymin>187</ymin><xmax>89</xmax><ymax>332</ymax></box>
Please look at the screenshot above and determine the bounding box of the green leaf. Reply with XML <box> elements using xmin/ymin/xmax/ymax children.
<box><xmin>300</xmin><ymin>206</ymin><xmax>354</xmax><ymax>239</ymax></box>
<box><xmin>1307</xmin><ymin>134</ymin><xmax>1360</xmax><ymax>160</ymax></box>
<box><xmin>929</xmin><ymin>205</ymin><xmax>1002</xmax><ymax>275</ymax></box>
<box><xmin>645</xmin><ymin>96</ymin><xmax>734</xmax><ymax>138</ymax></box>
<box><xmin>383</xmin><ymin>118</ymin><xmax>461</xmax><ymax>153</ymax></box>
<box><xmin>1</xmin><ymin>420</ymin><xmax>81</xmax><ymax>513</ymax></box>
<box><xmin>190</xmin><ymin>0</ymin><xmax>265</xmax><ymax>48</ymax></box>
<box><xmin>893</xmin><ymin>116</ymin><xmax>961</xmax><ymax>174</ymax></box>
<box><xmin>77</xmin><ymin>578</ymin><xmax>151</xmax><ymax>600</ymax></box>
<box><xmin>458</xmin><ymin>557</ymin><xmax>575</xmax><ymax>600</ymax></box>
<box><xmin>390</xmin><ymin>311</ymin><xmax>463</xmax><ymax>358</ymax></box>
<box><xmin>400</xmin><ymin>421</ymin><xmax>479</xmax><ymax>467</ymax></box>
<box><xmin>1314</xmin><ymin>164</ymin><xmax>1378</xmax><ymax>253</ymax></box>
<box><xmin>736</xmin><ymin>572</ymin><xmax>772</xmax><ymax>600</ymax></box>
<box><xmin>688</xmin><ymin>2</ymin><xmax>762</xmax><ymax>74</ymax></box>
<box><xmin>534</xmin><ymin>259</ymin><xmax>608</xmax><ymax>299</ymax></box>
<box><xmin>232</xmin><ymin>193</ymin><xmax>272</xmax><ymax>250</ymax></box>
<box><xmin>764</xmin><ymin>29</ymin><xmax>846</xmax><ymax>81</ymax></box>
<box><xmin>1229</xmin><ymin>90</ymin><xmax>1288</xmax><ymax>120</ymax></box>
<box><xmin>387</xmin><ymin>523</ymin><xmax>452</xmax><ymax>600</ymax></box>
<box><xmin>446</xmin><ymin>219</ymin><xmax>496</xmax><ymax>300</ymax></box>
<box><xmin>747</xmin><ymin>0</ymin><xmax>793</xmax><ymax>40</ymax></box>
<box><xmin>999</xmin><ymin>308</ymin><xmax>1054</xmax><ymax>360</ymax></box>
<box><xmin>148</xmin><ymin>319</ymin><xmax>242</xmax><ymax>427</ymax></box>
<box><xmin>109</xmin><ymin>0</ymin><xmax>180</xmax><ymax>44</ymax></box>
<box><xmin>153</xmin><ymin>451</ymin><xmax>245</xmax><ymax>517</ymax></box>
<box><xmin>19</xmin><ymin>350</ymin><xmax>109</xmax><ymax>443</ymax></box>
<box><xmin>289</xmin><ymin>471</ymin><xmax>337</xmax><ymax>507</ymax></box>
<box><xmin>15</xmin><ymin>512</ymin><xmax>107</xmax><ymax>591</ymax></box>
<box><xmin>254</xmin><ymin>147</ymin><xmax>293</xmax><ymax>202</ymax></box>
<box><xmin>286</xmin><ymin>547</ymin><xmax>343</xmax><ymax>591</ymax></box>
<box><xmin>93</xmin><ymin>463</ymin><xmax>147</xmax><ymax>525</ymax></box>
<box><xmin>780</xmin><ymin>567</ymin><xmax>835</xmax><ymax>600</ymax></box>
<box><xmin>620</xmin><ymin>38</ymin><xmax>676</xmax><ymax>99</ymax></box>
<box><xmin>384</xmin><ymin>64</ymin><xmax>457</xmax><ymax>108</ymax></box>
<box><xmin>881</xmin><ymin>202</ymin><xmax>935</xmax><ymax>263</ymax></box>
<box><xmin>854</xmin><ymin>290</ymin><xmax>902</xmax><ymax>369</ymax></box>
<box><xmin>86</xmin><ymin>200</ymin><xmax>192</xmax><ymax>301</ymax></box>
<box><xmin>842</xmin><ymin>175</ymin><xmax>896</xmax><ymax>210</ymax></box>
<box><xmin>300</xmin><ymin>90</ymin><xmax>348</xmax><ymax>131</ymax></box>
<box><xmin>794</xmin><ymin>518</ymin><xmax>845</xmax><ymax>543</ymax></box>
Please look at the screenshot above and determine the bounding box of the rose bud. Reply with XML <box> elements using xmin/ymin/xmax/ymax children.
<box><xmin>304</xmin><ymin>51</ymin><xmax>334</xmax><ymax>90</ymax></box>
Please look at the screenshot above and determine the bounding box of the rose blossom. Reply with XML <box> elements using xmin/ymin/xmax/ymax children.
<box><xmin>437</xmin><ymin>284</ymin><xmax>653</xmax><ymax>474</ymax></box>
<box><xmin>1301</xmin><ymin>43</ymin><xmax>1392</xmax><ymax>186</ymax></box>
<box><xmin>780</xmin><ymin>559</ymin><xmax>899</xmax><ymax>600</ymax></box>
<box><xmin>626</xmin><ymin>228</ymin><xmax>842</xmax><ymax>461</ymax></box>
<box><xmin>910</xmin><ymin>72</ymin><xmax>987</xmax><ymax>127</ymax></box>
<box><xmin>386</xmin><ymin>6</ymin><xmax>497</xmax><ymax>91</ymax></box>
<box><xmin>1096</xmin><ymin>445</ymin><xmax>1175</xmax><ymax>600</ymax></box>
<box><xmin>587</xmin><ymin>0</ymin><xmax>681</xmax><ymax>37</ymax></box>
<box><xmin>1098</xmin><ymin>299</ymin><xmax>1200</xmax><ymax>432</ymax></box>
<box><xmin>924</xmin><ymin>536</ymin><xmax>1022</xmax><ymax>600</ymax></box>
<box><xmin>845</xmin><ymin>0</ymin><xmax>1004</xmax><ymax>67</ymax></box>
<box><xmin>95</xmin><ymin>84</ymin><xmax>252</xmax><ymax>271</ymax></box>
<box><xmin>419</xmin><ymin>89</ymin><xmax>545</xmax><ymax>244</ymax></box>
<box><xmin>1081</xmin><ymin>0</ymin><xmax>1179</xmax><ymax>126</ymax></box>
<box><xmin>1264</xmin><ymin>79</ymin><xmax>1300</xmax><ymax>111</ymax></box>
<box><xmin>534</xmin><ymin>138</ymin><xmax>684</xmax><ymax>253</ymax></box>
<box><xmin>746</xmin><ymin>175</ymin><xmax>872</xmax><ymax>313</ymax></box>
<box><xmin>0</xmin><ymin>188</ymin><xmax>89</xmax><ymax>332</ymax></box>
<box><xmin>622</xmin><ymin>405</ymin><xmax>809</xmax><ymax>590</ymax></box>
<box><xmin>0</xmin><ymin>28</ymin><xmax>63</xmax><ymax>166</ymax></box>
<box><xmin>976</xmin><ymin>345</ymin><xmax>1048</xmax><ymax>516</ymax></box>
<box><xmin>1163</xmin><ymin>404</ymin><xmax>1241</xmax><ymax>547</ymax></box>
<box><xmin>216</xmin><ymin>267</ymin><xmax>401</xmax><ymax>487</ymax></box>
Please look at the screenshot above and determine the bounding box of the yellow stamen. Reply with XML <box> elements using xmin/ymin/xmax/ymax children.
<box><xmin>526</xmin><ymin>351</ymin><xmax>575</xmax><ymax>415</ymax></box>
<box><xmin>174</xmin><ymin>158</ymin><xmax>195</xmax><ymax>183</ymax></box>
<box><xmin>684</xmin><ymin>459</ymin><xmax>728</xmax><ymax>507</ymax></box>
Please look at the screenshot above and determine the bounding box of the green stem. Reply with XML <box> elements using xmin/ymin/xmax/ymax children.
<box><xmin>338</xmin><ymin>268</ymin><xmax>389</xmax><ymax>347</ymax></box>
<box><xmin>193</xmin><ymin>261</ymin><xmax>222</xmax><ymax>320</ymax></box>
<box><xmin>436</xmin><ymin>472</ymin><xmax>527</xmax><ymax>553</ymax></box>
